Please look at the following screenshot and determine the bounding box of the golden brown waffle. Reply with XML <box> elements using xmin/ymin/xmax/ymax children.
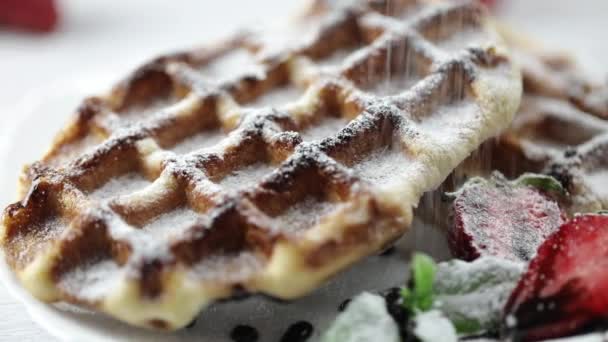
<box><xmin>1</xmin><ymin>0</ymin><xmax>520</xmax><ymax>330</ymax></box>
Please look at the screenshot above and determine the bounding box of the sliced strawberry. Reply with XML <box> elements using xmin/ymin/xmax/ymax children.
<box><xmin>503</xmin><ymin>214</ymin><xmax>608</xmax><ymax>341</ymax></box>
<box><xmin>0</xmin><ymin>0</ymin><xmax>58</xmax><ymax>32</ymax></box>
<box><xmin>448</xmin><ymin>173</ymin><xmax>565</xmax><ymax>262</ymax></box>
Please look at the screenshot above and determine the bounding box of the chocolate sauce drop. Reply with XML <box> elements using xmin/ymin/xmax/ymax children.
<box><xmin>280</xmin><ymin>321</ymin><xmax>314</xmax><ymax>342</ymax></box>
<box><xmin>230</xmin><ymin>324</ymin><xmax>259</xmax><ymax>342</ymax></box>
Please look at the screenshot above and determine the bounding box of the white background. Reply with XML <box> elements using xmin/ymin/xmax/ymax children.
<box><xmin>0</xmin><ymin>0</ymin><xmax>606</xmax><ymax>340</ymax></box>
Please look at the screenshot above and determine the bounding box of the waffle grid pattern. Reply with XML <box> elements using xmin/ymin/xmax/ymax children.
<box><xmin>1</xmin><ymin>0</ymin><xmax>520</xmax><ymax>329</ymax></box>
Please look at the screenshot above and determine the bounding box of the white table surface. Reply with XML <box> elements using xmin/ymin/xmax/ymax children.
<box><xmin>0</xmin><ymin>0</ymin><xmax>606</xmax><ymax>340</ymax></box>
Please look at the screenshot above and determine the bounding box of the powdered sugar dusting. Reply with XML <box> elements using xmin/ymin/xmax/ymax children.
<box><xmin>90</xmin><ymin>173</ymin><xmax>151</xmax><ymax>201</ymax></box>
<box><xmin>352</xmin><ymin>147</ymin><xmax>409</xmax><ymax>186</ymax></box>
<box><xmin>199</xmin><ymin>49</ymin><xmax>264</xmax><ymax>83</ymax></box>
<box><xmin>301</xmin><ymin>117</ymin><xmax>349</xmax><ymax>141</ymax></box>
<box><xmin>143</xmin><ymin>207</ymin><xmax>203</xmax><ymax>240</ymax></box>
<box><xmin>273</xmin><ymin>197</ymin><xmax>338</xmax><ymax>233</ymax></box>
<box><xmin>170</xmin><ymin>129</ymin><xmax>225</xmax><ymax>155</ymax></box>
<box><xmin>413</xmin><ymin>310</ymin><xmax>458</xmax><ymax>342</ymax></box>
<box><xmin>15</xmin><ymin>217</ymin><xmax>66</xmax><ymax>266</ymax></box>
<box><xmin>217</xmin><ymin>162</ymin><xmax>275</xmax><ymax>192</ymax></box>
<box><xmin>434</xmin><ymin>257</ymin><xmax>524</xmax><ymax>333</ymax></box>
<box><xmin>119</xmin><ymin>98</ymin><xmax>176</xmax><ymax>124</ymax></box>
<box><xmin>416</xmin><ymin>101</ymin><xmax>479</xmax><ymax>144</ymax></box>
<box><xmin>103</xmin><ymin>211</ymin><xmax>175</xmax><ymax>263</ymax></box>
<box><xmin>51</xmin><ymin>134</ymin><xmax>102</xmax><ymax>166</ymax></box>
<box><xmin>248</xmin><ymin>85</ymin><xmax>302</xmax><ymax>109</ymax></box>
<box><xmin>189</xmin><ymin>251</ymin><xmax>263</xmax><ymax>282</ymax></box>
<box><xmin>59</xmin><ymin>259</ymin><xmax>123</xmax><ymax>301</ymax></box>
<box><xmin>3</xmin><ymin>0</ymin><xmax>523</xmax><ymax>325</ymax></box>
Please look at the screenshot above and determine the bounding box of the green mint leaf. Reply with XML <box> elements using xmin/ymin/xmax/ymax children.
<box><xmin>402</xmin><ymin>252</ymin><xmax>437</xmax><ymax>313</ymax></box>
<box><xmin>515</xmin><ymin>173</ymin><xmax>566</xmax><ymax>196</ymax></box>
<box><xmin>412</xmin><ymin>253</ymin><xmax>437</xmax><ymax>311</ymax></box>
<box><xmin>452</xmin><ymin>319</ymin><xmax>483</xmax><ymax>335</ymax></box>
<box><xmin>400</xmin><ymin>286</ymin><xmax>411</xmax><ymax>306</ymax></box>
<box><xmin>321</xmin><ymin>292</ymin><xmax>400</xmax><ymax>342</ymax></box>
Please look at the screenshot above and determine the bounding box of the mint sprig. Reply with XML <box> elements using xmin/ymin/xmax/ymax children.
<box><xmin>402</xmin><ymin>254</ymin><xmax>523</xmax><ymax>336</ymax></box>
<box><xmin>322</xmin><ymin>254</ymin><xmax>524</xmax><ymax>341</ymax></box>
<box><xmin>401</xmin><ymin>253</ymin><xmax>437</xmax><ymax>313</ymax></box>
<box><xmin>515</xmin><ymin>173</ymin><xmax>566</xmax><ymax>196</ymax></box>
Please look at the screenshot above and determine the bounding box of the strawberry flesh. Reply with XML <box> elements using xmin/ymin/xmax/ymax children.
<box><xmin>503</xmin><ymin>214</ymin><xmax>608</xmax><ymax>341</ymax></box>
<box><xmin>449</xmin><ymin>174</ymin><xmax>564</xmax><ymax>262</ymax></box>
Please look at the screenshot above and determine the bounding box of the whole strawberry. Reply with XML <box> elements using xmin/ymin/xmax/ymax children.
<box><xmin>448</xmin><ymin>172</ymin><xmax>565</xmax><ymax>262</ymax></box>
<box><xmin>503</xmin><ymin>214</ymin><xmax>608</xmax><ymax>341</ymax></box>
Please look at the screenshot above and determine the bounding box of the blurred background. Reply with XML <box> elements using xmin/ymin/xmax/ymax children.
<box><xmin>1</xmin><ymin>0</ymin><xmax>607</xmax><ymax>108</ymax></box>
<box><xmin>0</xmin><ymin>0</ymin><xmax>607</xmax><ymax>340</ymax></box>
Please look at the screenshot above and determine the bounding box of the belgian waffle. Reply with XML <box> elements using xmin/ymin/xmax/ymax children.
<box><xmin>0</xmin><ymin>0</ymin><xmax>520</xmax><ymax>330</ymax></box>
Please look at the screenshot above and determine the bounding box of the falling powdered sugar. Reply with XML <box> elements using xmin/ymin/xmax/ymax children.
<box><xmin>437</xmin><ymin>28</ymin><xmax>490</xmax><ymax>55</ymax></box>
<box><xmin>365</xmin><ymin>74</ymin><xmax>421</xmax><ymax>97</ymax></box>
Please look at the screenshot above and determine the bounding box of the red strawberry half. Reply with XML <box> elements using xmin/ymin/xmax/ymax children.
<box><xmin>503</xmin><ymin>214</ymin><xmax>608</xmax><ymax>341</ymax></box>
<box><xmin>448</xmin><ymin>172</ymin><xmax>565</xmax><ymax>262</ymax></box>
